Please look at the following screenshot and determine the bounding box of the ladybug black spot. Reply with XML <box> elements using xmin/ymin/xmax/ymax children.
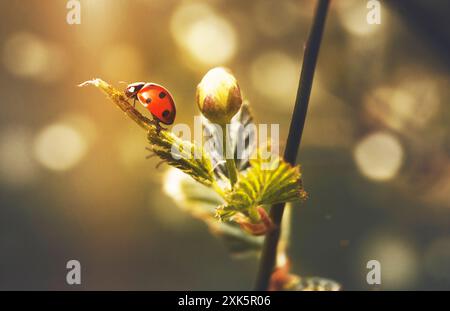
<box><xmin>159</xmin><ymin>92</ymin><xmax>166</xmax><ymax>99</ymax></box>
<box><xmin>162</xmin><ymin>110</ymin><xmax>170</xmax><ymax>118</ymax></box>
<box><xmin>146</xmin><ymin>98</ymin><xmax>152</xmax><ymax>104</ymax></box>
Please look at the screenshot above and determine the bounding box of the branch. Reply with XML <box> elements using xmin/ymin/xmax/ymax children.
<box><xmin>79</xmin><ymin>78</ymin><xmax>153</xmax><ymax>131</ymax></box>
<box><xmin>254</xmin><ymin>0</ymin><xmax>330</xmax><ymax>291</ymax></box>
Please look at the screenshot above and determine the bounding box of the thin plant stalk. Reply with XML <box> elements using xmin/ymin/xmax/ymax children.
<box><xmin>254</xmin><ymin>0</ymin><xmax>330</xmax><ymax>291</ymax></box>
<box><xmin>221</xmin><ymin>124</ymin><xmax>238</xmax><ymax>187</ymax></box>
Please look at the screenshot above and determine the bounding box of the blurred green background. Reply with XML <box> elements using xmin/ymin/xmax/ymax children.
<box><xmin>0</xmin><ymin>0</ymin><xmax>449</xmax><ymax>290</ymax></box>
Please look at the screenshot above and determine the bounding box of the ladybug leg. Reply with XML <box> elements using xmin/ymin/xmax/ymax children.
<box><xmin>133</xmin><ymin>98</ymin><xmax>136</xmax><ymax>108</ymax></box>
<box><xmin>152</xmin><ymin>119</ymin><xmax>167</xmax><ymax>135</ymax></box>
<box><xmin>155</xmin><ymin>122</ymin><xmax>163</xmax><ymax>135</ymax></box>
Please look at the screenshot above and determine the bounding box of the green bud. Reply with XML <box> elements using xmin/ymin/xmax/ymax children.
<box><xmin>196</xmin><ymin>67</ymin><xmax>242</xmax><ymax>124</ymax></box>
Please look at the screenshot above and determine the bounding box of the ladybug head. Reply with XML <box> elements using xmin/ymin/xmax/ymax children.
<box><xmin>124</xmin><ymin>82</ymin><xmax>145</xmax><ymax>99</ymax></box>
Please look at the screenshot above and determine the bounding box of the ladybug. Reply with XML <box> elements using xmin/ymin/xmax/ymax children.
<box><xmin>125</xmin><ymin>82</ymin><xmax>176</xmax><ymax>127</ymax></box>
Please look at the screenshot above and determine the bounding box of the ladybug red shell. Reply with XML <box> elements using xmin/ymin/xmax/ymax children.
<box><xmin>125</xmin><ymin>82</ymin><xmax>176</xmax><ymax>125</ymax></box>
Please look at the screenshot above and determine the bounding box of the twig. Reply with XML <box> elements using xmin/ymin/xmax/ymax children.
<box><xmin>221</xmin><ymin>124</ymin><xmax>238</xmax><ymax>187</ymax></box>
<box><xmin>79</xmin><ymin>79</ymin><xmax>153</xmax><ymax>131</ymax></box>
<box><xmin>253</xmin><ymin>0</ymin><xmax>330</xmax><ymax>291</ymax></box>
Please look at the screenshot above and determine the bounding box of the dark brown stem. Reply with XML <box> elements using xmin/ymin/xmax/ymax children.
<box><xmin>254</xmin><ymin>0</ymin><xmax>330</xmax><ymax>291</ymax></box>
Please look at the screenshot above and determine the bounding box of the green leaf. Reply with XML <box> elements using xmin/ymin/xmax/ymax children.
<box><xmin>148</xmin><ymin>130</ymin><xmax>215</xmax><ymax>187</ymax></box>
<box><xmin>217</xmin><ymin>153</ymin><xmax>307</xmax><ymax>222</ymax></box>
<box><xmin>164</xmin><ymin>168</ymin><xmax>263</xmax><ymax>256</ymax></box>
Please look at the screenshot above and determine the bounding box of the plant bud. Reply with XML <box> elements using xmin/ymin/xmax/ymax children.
<box><xmin>196</xmin><ymin>67</ymin><xmax>242</xmax><ymax>124</ymax></box>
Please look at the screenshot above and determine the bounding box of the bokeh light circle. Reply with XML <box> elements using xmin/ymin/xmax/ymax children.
<box><xmin>361</xmin><ymin>235</ymin><xmax>418</xmax><ymax>289</ymax></box>
<box><xmin>250</xmin><ymin>51</ymin><xmax>299</xmax><ymax>107</ymax></box>
<box><xmin>3</xmin><ymin>32</ymin><xmax>49</xmax><ymax>78</ymax></box>
<box><xmin>3</xmin><ymin>32</ymin><xmax>68</xmax><ymax>82</ymax></box>
<box><xmin>170</xmin><ymin>2</ymin><xmax>236</xmax><ymax>66</ymax></box>
<box><xmin>34</xmin><ymin>123</ymin><xmax>88</xmax><ymax>171</ymax></box>
<box><xmin>336</xmin><ymin>0</ymin><xmax>384</xmax><ymax>37</ymax></box>
<box><xmin>354</xmin><ymin>131</ymin><xmax>404</xmax><ymax>181</ymax></box>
